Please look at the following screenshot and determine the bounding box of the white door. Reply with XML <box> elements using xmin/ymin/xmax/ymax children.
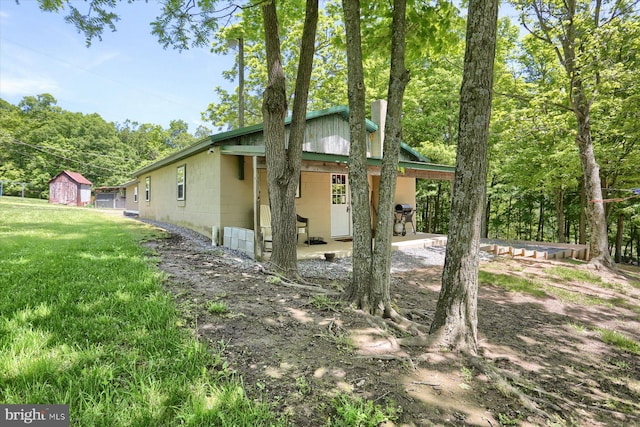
<box><xmin>330</xmin><ymin>173</ymin><xmax>351</xmax><ymax>237</ymax></box>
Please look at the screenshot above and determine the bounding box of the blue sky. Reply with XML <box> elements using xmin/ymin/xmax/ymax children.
<box><xmin>0</xmin><ymin>1</ymin><xmax>235</xmax><ymax>131</ymax></box>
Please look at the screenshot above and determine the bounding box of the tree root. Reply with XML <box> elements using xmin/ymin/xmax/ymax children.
<box><xmin>385</xmin><ymin>308</ymin><xmax>430</xmax><ymax>336</ymax></box>
<box><xmin>397</xmin><ymin>335</ymin><xmax>439</xmax><ymax>348</ymax></box>
<box><xmin>256</xmin><ymin>263</ymin><xmax>339</xmax><ymax>294</ymax></box>
<box><xmin>515</xmin><ymin>372</ymin><xmax>640</xmax><ymax>421</ymax></box>
<box><xmin>400</xmin><ymin>308</ymin><xmax>433</xmax><ymax>323</ymax></box>
<box><xmin>354</xmin><ymin>353</ymin><xmax>417</xmax><ymax>368</ymax></box>
<box><xmin>463</xmin><ymin>354</ymin><xmax>553</xmax><ymax>420</ymax></box>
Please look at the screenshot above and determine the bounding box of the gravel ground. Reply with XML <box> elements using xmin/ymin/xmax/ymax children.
<box><xmin>137</xmin><ymin>218</ymin><xmax>493</xmax><ymax>280</ymax></box>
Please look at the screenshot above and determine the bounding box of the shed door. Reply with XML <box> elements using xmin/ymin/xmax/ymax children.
<box><xmin>330</xmin><ymin>173</ymin><xmax>351</xmax><ymax>237</ymax></box>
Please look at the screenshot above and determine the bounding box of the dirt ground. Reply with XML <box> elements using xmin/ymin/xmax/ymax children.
<box><xmin>145</xmin><ymin>232</ymin><xmax>640</xmax><ymax>426</ymax></box>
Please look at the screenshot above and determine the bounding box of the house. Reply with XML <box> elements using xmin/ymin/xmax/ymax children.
<box><xmin>128</xmin><ymin>100</ymin><xmax>455</xmax><ymax>258</ymax></box>
<box><xmin>94</xmin><ymin>179</ymin><xmax>139</xmax><ymax>215</ymax></box>
<box><xmin>48</xmin><ymin>170</ymin><xmax>92</xmax><ymax>207</ymax></box>
<box><xmin>94</xmin><ymin>185</ymin><xmax>127</xmax><ymax>209</ymax></box>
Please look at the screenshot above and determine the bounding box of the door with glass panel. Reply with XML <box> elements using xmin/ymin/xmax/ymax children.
<box><xmin>330</xmin><ymin>173</ymin><xmax>351</xmax><ymax>237</ymax></box>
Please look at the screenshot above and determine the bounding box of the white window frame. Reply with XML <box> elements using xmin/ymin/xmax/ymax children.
<box><xmin>134</xmin><ymin>186</ymin><xmax>138</xmax><ymax>203</ymax></box>
<box><xmin>176</xmin><ymin>165</ymin><xmax>186</xmax><ymax>201</ymax></box>
<box><xmin>145</xmin><ymin>177</ymin><xmax>151</xmax><ymax>202</ymax></box>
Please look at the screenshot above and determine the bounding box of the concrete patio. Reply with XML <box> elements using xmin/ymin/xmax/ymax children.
<box><xmin>265</xmin><ymin>233</ymin><xmax>589</xmax><ymax>262</ymax></box>
<box><xmin>261</xmin><ymin>232</ymin><xmax>449</xmax><ymax>261</ymax></box>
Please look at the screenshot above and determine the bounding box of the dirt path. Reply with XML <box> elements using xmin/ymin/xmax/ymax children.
<box><xmin>146</xmin><ymin>232</ymin><xmax>640</xmax><ymax>426</ymax></box>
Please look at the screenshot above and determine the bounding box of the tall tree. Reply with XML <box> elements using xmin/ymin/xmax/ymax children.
<box><xmin>343</xmin><ymin>0</ymin><xmax>459</xmax><ymax>314</ymax></box>
<box><xmin>342</xmin><ymin>0</ymin><xmax>373</xmax><ymax>304</ymax></box>
<box><xmin>428</xmin><ymin>0</ymin><xmax>499</xmax><ymax>353</ymax></box>
<box><xmin>510</xmin><ymin>0</ymin><xmax>639</xmax><ymax>267</ymax></box>
<box><xmin>368</xmin><ymin>0</ymin><xmax>410</xmax><ymax>316</ymax></box>
<box><xmin>262</xmin><ymin>0</ymin><xmax>318</xmax><ymax>276</ymax></box>
<box><xmin>342</xmin><ymin>0</ymin><xmax>410</xmax><ymax>315</ymax></box>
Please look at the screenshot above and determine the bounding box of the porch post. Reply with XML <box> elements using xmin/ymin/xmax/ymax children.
<box><xmin>253</xmin><ymin>156</ymin><xmax>261</xmax><ymax>260</ymax></box>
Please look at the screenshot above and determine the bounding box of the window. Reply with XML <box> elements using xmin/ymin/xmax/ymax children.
<box><xmin>134</xmin><ymin>186</ymin><xmax>138</xmax><ymax>203</ymax></box>
<box><xmin>176</xmin><ymin>165</ymin><xmax>186</xmax><ymax>201</ymax></box>
<box><xmin>145</xmin><ymin>177</ymin><xmax>151</xmax><ymax>201</ymax></box>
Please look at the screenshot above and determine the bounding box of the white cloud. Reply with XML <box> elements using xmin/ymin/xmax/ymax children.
<box><xmin>0</xmin><ymin>76</ymin><xmax>60</xmax><ymax>97</ymax></box>
<box><xmin>85</xmin><ymin>51</ymin><xmax>121</xmax><ymax>71</ymax></box>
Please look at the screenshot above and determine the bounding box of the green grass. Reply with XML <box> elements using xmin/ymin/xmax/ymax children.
<box><xmin>207</xmin><ymin>301</ymin><xmax>230</xmax><ymax>315</ymax></box>
<box><xmin>479</xmin><ymin>271</ymin><xmax>547</xmax><ymax>297</ymax></box>
<box><xmin>326</xmin><ymin>393</ymin><xmax>399</xmax><ymax>427</ymax></box>
<box><xmin>480</xmin><ymin>268</ymin><xmax>628</xmax><ymax>309</ymax></box>
<box><xmin>548</xmin><ymin>266</ymin><xmax>603</xmax><ymax>284</ymax></box>
<box><xmin>598</xmin><ymin>329</ymin><xmax>640</xmax><ymax>355</ymax></box>
<box><xmin>0</xmin><ymin>197</ymin><xmax>283</xmax><ymax>426</ymax></box>
<box><xmin>308</xmin><ymin>294</ymin><xmax>343</xmax><ymax>311</ymax></box>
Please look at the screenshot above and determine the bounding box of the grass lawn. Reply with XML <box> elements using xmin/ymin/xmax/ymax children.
<box><xmin>0</xmin><ymin>197</ymin><xmax>282</xmax><ymax>426</ymax></box>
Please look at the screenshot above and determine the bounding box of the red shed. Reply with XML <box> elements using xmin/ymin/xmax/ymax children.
<box><xmin>49</xmin><ymin>170</ymin><xmax>93</xmax><ymax>206</ymax></box>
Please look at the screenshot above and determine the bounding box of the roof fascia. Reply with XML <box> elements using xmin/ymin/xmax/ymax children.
<box><xmin>301</xmin><ymin>151</ymin><xmax>455</xmax><ymax>173</ymax></box>
<box><xmin>220</xmin><ymin>147</ymin><xmax>454</xmax><ymax>173</ymax></box>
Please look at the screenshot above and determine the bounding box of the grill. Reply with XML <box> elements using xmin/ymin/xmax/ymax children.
<box><xmin>394</xmin><ymin>204</ymin><xmax>416</xmax><ymax>236</ymax></box>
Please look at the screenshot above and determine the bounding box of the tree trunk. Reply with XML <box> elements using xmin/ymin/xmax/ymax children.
<box><xmin>555</xmin><ymin>188</ymin><xmax>565</xmax><ymax>243</ymax></box>
<box><xmin>536</xmin><ymin>193</ymin><xmax>544</xmax><ymax>241</ymax></box>
<box><xmin>526</xmin><ymin>0</ymin><xmax>613</xmax><ymax>267</ymax></box>
<box><xmin>507</xmin><ymin>195</ymin><xmax>512</xmax><ymax>238</ymax></box>
<box><xmin>343</xmin><ymin>0</ymin><xmax>373</xmax><ymax>305</ymax></box>
<box><xmin>434</xmin><ymin>182</ymin><xmax>442</xmax><ymax>233</ymax></box>
<box><xmin>483</xmin><ymin>176</ymin><xmax>494</xmax><ymax>239</ymax></box>
<box><xmin>614</xmin><ymin>213</ymin><xmax>623</xmax><ymax>264</ymax></box>
<box><xmin>579</xmin><ymin>180</ymin><xmax>587</xmax><ymax>245</ymax></box>
<box><xmin>262</xmin><ymin>0</ymin><xmax>318</xmax><ymax>277</ymax></box>
<box><xmin>574</xmin><ymin>93</ymin><xmax>613</xmax><ymax>267</ymax></box>
<box><xmin>370</xmin><ymin>0</ymin><xmax>409</xmax><ymax>316</ymax></box>
<box><xmin>631</xmin><ymin>226</ymin><xmax>640</xmax><ymax>264</ymax></box>
<box><xmin>429</xmin><ymin>0</ymin><xmax>498</xmax><ymax>354</ymax></box>
<box><xmin>424</xmin><ymin>197</ymin><xmax>430</xmax><ymax>232</ymax></box>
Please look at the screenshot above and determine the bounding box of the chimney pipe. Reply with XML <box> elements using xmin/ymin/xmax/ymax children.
<box><xmin>371</xmin><ymin>99</ymin><xmax>387</xmax><ymax>158</ymax></box>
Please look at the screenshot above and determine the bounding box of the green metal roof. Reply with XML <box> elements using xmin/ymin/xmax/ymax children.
<box><xmin>132</xmin><ymin>105</ymin><xmax>436</xmax><ymax>177</ymax></box>
<box><xmin>400</xmin><ymin>142</ymin><xmax>430</xmax><ymax>162</ymax></box>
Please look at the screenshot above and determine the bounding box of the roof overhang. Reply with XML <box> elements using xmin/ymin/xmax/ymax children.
<box><xmin>219</xmin><ymin>146</ymin><xmax>454</xmax><ymax>180</ymax></box>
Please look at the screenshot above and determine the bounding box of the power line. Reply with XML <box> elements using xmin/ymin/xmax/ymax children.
<box><xmin>5</xmin><ymin>139</ymin><xmax>131</xmax><ymax>174</ymax></box>
<box><xmin>6</xmin><ymin>139</ymin><xmax>137</xmax><ymax>162</ymax></box>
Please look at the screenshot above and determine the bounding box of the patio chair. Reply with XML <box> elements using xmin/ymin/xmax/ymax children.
<box><xmin>297</xmin><ymin>214</ymin><xmax>310</xmax><ymax>246</ymax></box>
<box><xmin>260</xmin><ymin>205</ymin><xmax>272</xmax><ymax>252</ymax></box>
<box><xmin>260</xmin><ymin>205</ymin><xmax>310</xmax><ymax>251</ymax></box>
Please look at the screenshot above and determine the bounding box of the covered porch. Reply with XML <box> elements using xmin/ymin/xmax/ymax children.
<box><xmin>262</xmin><ymin>232</ymin><xmax>449</xmax><ymax>261</ymax></box>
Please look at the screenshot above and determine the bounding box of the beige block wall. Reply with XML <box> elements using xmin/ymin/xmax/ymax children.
<box><xmin>219</xmin><ymin>156</ymin><xmax>254</xmax><ymax>230</ymax></box>
<box><xmin>137</xmin><ymin>150</ymin><xmax>224</xmax><ymax>238</ymax></box>
<box><xmin>124</xmin><ymin>183</ymin><xmax>138</xmax><ymax>212</ymax></box>
<box><xmin>296</xmin><ymin>171</ymin><xmax>331</xmax><ymax>240</ymax></box>
<box><xmin>394</xmin><ymin>176</ymin><xmax>416</xmax><ymax>208</ymax></box>
<box><xmin>259</xmin><ymin>170</ymin><xmax>332</xmax><ymax>241</ymax></box>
